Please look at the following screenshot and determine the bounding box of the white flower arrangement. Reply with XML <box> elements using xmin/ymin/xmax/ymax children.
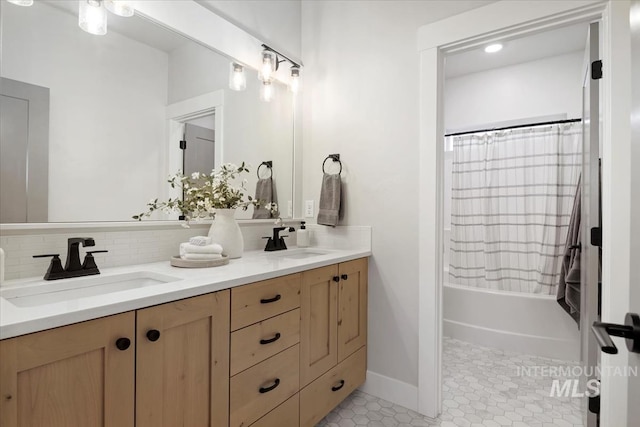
<box><xmin>133</xmin><ymin>162</ymin><xmax>277</xmax><ymax>222</ymax></box>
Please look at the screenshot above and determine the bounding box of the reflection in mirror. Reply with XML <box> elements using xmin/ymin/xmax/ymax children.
<box><xmin>0</xmin><ymin>0</ymin><xmax>294</xmax><ymax>223</ymax></box>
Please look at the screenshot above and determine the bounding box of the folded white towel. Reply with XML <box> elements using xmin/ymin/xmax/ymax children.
<box><xmin>181</xmin><ymin>253</ymin><xmax>223</xmax><ymax>261</ymax></box>
<box><xmin>189</xmin><ymin>236</ymin><xmax>212</xmax><ymax>246</ymax></box>
<box><xmin>180</xmin><ymin>242</ymin><xmax>223</xmax><ymax>256</ymax></box>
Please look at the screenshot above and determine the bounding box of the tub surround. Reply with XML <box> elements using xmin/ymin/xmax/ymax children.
<box><xmin>0</xmin><ymin>225</ymin><xmax>371</xmax><ymax>339</ymax></box>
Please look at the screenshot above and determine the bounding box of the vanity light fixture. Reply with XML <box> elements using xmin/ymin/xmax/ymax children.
<box><xmin>258</xmin><ymin>50</ymin><xmax>277</xmax><ymax>82</ymax></box>
<box><xmin>258</xmin><ymin>44</ymin><xmax>302</xmax><ymax>87</ymax></box>
<box><xmin>104</xmin><ymin>0</ymin><xmax>134</xmax><ymax>17</ymax></box>
<box><xmin>260</xmin><ymin>80</ymin><xmax>274</xmax><ymax>102</ymax></box>
<box><xmin>484</xmin><ymin>43</ymin><xmax>503</xmax><ymax>53</ymax></box>
<box><xmin>289</xmin><ymin>66</ymin><xmax>301</xmax><ymax>94</ymax></box>
<box><xmin>7</xmin><ymin>0</ymin><xmax>34</xmax><ymax>6</ymax></box>
<box><xmin>229</xmin><ymin>62</ymin><xmax>247</xmax><ymax>91</ymax></box>
<box><xmin>79</xmin><ymin>0</ymin><xmax>107</xmax><ymax>35</ymax></box>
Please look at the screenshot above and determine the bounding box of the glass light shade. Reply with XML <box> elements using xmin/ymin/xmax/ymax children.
<box><xmin>104</xmin><ymin>0</ymin><xmax>134</xmax><ymax>17</ymax></box>
<box><xmin>79</xmin><ymin>0</ymin><xmax>107</xmax><ymax>35</ymax></box>
<box><xmin>229</xmin><ymin>63</ymin><xmax>247</xmax><ymax>91</ymax></box>
<box><xmin>289</xmin><ymin>67</ymin><xmax>301</xmax><ymax>94</ymax></box>
<box><xmin>258</xmin><ymin>50</ymin><xmax>276</xmax><ymax>82</ymax></box>
<box><xmin>260</xmin><ymin>80</ymin><xmax>274</xmax><ymax>102</ymax></box>
<box><xmin>7</xmin><ymin>0</ymin><xmax>34</xmax><ymax>6</ymax></box>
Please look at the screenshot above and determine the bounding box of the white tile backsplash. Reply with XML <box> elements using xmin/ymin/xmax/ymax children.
<box><xmin>0</xmin><ymin>222</ymin><xmax>371</xmax><ymax>281</ymax></box>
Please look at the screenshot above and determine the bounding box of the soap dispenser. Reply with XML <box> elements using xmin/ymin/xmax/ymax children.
<box><xmin>297</xmin><ymin>221</ymin><xmax>310</xmax><ymax>248</ymax></box>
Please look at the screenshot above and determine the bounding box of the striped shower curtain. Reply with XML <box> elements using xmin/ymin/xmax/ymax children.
<box><xmin>448</xmin><ymin>122</ymin><xmax>582</xmax><ymax>294</ymax></box>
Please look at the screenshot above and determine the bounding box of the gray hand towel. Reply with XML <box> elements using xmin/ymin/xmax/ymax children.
<box><xmin>557</xmin><ymin>175</ymin><xmax>581</xmax><ymax>325</ymax></box>
<box><xmin>252</xmin><ymin>177</ymin><xmax>278</xmax><ymax>219</ymax></box>
<box><xmin>317</xmin><ymin>173</ymin><xmax>341</xmax><ymax>226</ymax></box>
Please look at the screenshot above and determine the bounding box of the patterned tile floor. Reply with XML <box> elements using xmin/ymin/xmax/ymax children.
<box><xmin>317</xmin><ymin>337</ymin><xmax>583</xmax><ymax>427</ymax></box>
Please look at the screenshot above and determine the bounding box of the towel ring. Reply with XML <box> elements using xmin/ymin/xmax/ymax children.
<box><xmin>257</xmin><ymin>161</ymin><xmax>273</xmax><ymax>179</ymax></box>
<box><xmin>322</xmin><ymin>154</ymin><xmax>342</xmax><ymax>175</ymax></box>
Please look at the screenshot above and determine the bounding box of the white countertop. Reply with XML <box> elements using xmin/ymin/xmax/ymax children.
<box><xmin>0</xmin><ymin>248</ymin><xmax>371</xmax><ymax>340</ymax></box>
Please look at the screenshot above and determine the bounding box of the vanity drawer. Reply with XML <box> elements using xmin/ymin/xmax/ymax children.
<box><xmin>231</xmin><ymin>308</ymin><xmax>300</xmax><ymax>375</ymax></box>
<box><xmin>231</xmin><ymin>274</ymin><xmax>301</xmax><ymax>331</ymax></box>
<box><xmin>230</xmin><ymin>344</ymin><xmax>300</xmax><ymax>427</ymax></box>
<box><xmin>300</xmin><ymin>346</ymin><xmax>366</xmax><ymax>427</ymax></box>
<box><xmin>250</xmin><ymin>393</ymin><xmax>299</xmax><ymax>427</ymax></box>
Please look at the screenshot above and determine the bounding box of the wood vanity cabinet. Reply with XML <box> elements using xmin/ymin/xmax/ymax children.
<box><xmin>136</xmin><ymin>291</ymin><xmax>230</xmax><ymax>427</ymax></box>
<box><xmin>0</xmin><ymin>312</ymin><xmax>136</xmax><ymax>427</ymax></box>
<box><xmin>299</xmin><ymin>258</ymin><xmax>368</xmax><ymax>427</ymax></box>
<box><xmin>0</xmin><ymin>257</ymin><xmax>368</xmax><ymax>427</ymax></box>
<box><xmin>0</xmin><ymin>291</ymin><xmax>230</xmax><ymax>427</ymax></box>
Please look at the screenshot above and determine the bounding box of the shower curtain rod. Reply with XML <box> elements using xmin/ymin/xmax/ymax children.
<box><xmin>444</xmin><ymin>118</ymin><xmax>582</xmax><ymax>137</ymax></box>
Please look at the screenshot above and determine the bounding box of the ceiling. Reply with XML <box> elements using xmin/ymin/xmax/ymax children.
<box><xmin>445</xmin><ymin>21</ymin><xmax>591</xmax><ymax>79</ymax></box>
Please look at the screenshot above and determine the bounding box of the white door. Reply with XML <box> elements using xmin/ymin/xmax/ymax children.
<box><xmin>626</xmin><ymin>1</ymin><xmax>640</xmax><ymax>423</ymax></box>
<box><xmin>580</xmin><ymin>21</ymin><xmax>600</xmax><ymax>427</ymax></box>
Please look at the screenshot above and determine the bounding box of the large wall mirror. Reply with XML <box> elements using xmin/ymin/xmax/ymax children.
<box><xmin>0</xmin><ymin>0</ymin><xmax>295</xmax><ymax>223</ymax></box>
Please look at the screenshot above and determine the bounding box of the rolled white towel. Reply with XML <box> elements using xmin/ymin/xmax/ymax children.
<box><xmin>180</xmin><ymin>242</ymin><xmax>224</xmax><ymax>256</ymax></box>
<box><xmin>181</xmin><ymin>253</ymin><xmax>223</xmax><ymax>261</ymax></box>
<box><xmin>189</xmin><ymin>236</ymin><xmax>212</xmax><ymax>246</ymax></box>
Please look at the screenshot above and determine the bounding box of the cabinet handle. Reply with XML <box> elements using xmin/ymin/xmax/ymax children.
<box><xmin>260</xmin><ymin>294</ymin><xmax>282</xmax><ymax>304</ymax></box>
<box><xmin>115</xmin><ymin>337</ymin><xmax>131</xmax><ymax>351</ymax></box>
<box><xmin>260</xmin><ymin>332</ymin><xmax>281</xmax><ymax>345</ymax></box>
<box><xmin>341</xmin><ymin>274</ymin><xmax>348</xmax><ymax>280</ymax></box>
<box><xmin>331</xmin><ymin>380</ymin><xmax>345</xmax><ymax>392</ymax></box>
<box><xmin>146</xmin><ymin>329</ymin><xmax>161</xmax><ymax>342</ymax></box>
<box><xmin>332</xmin><ymin>276</ymin><xmax>340</xmax><ymax>283</ymax></box>
<box><xmin>259</xmin><ymin>378</ymin><xmax>280</xmax><ymax>393</ymax></box>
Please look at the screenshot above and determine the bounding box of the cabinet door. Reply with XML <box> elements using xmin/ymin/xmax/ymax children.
<box><xmin>0</xmin><ymin>312</ymin><xmax>135</xmax><ymax>427</ymax></box>
<box><xmin>136</xmin><ymin>291</ymin><xmax>230</xmax><ymax>427</ymax></box>
<box><xmin>300</xmin><ymin>264</ymin><xmax>338</xmax><ymax>387</ymax></box>
<box><xmin>337</xmin><ymin>258</ymin><xmax>368</xmax><ymax>362</ymax></box>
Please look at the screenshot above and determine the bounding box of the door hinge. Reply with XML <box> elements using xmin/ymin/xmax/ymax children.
<box><xmin>590</xmin><ymin>227</ymin><xmax>602</xmax><ymax>247</ymax></box>
<box><xmin>592</xmin><ymin>60</ymin><xmax>603</xmax><ymax>80</ymax></box>
<box><xmin>179</xmin><ymin>140</ymin><xmax>187</xmax><ymax>150</ymax></box>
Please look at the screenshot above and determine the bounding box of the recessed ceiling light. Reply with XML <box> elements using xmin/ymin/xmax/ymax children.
<box><xmin>484</xmin><ymin>43</ymin><xmax>503</xmax><ymax>53</ymax></box>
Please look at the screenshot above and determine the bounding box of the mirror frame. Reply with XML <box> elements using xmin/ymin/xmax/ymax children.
<box><xmin>0</xmin><ymin>0</ymin><xmax>303</xmax><ymax>230</ymax></box>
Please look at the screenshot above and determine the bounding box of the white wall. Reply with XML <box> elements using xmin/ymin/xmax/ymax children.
<box><xmin>444</xmin><ymin>52</ymin><xmax>584</xmax><ymax>131</ymax></box>
<box><xmin>199</xmin><ymin>0</ymin><xmax>302</xmax><ymax>59</ymax></box>
<box><xmin>1</xmin><ymin>2</ymin><xmax>168</xmax><ymax>222</ymax></box>
<box><xmin>301</xmin><ymin>0</ymin><xmax>494</xmax><ymax>394</ymax></box>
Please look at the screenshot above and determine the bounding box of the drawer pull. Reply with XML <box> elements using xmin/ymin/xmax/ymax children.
<box><xmin>260</xmin><ymin>332</ymin><xmax>282</xmax><ymax>345</ymax></box>
<box><xmin>260</xmin><ymin>294</ymin><xmax>282</xmax><ymax>304</ymax></box>
<box><xmin>259</xmin><ymin>378</ymin><xmax>281</xmax><ymax>394</ymax></box>
<box><xmin>331</xmin><ymin>380</ymin><xmax>345</xmax><ymax>392</ymax></box>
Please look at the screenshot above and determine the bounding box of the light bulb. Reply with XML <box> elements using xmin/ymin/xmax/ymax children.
<box><xmin>7</xmin><ymin>0</ymin><xmax>34</xmax><ymax>6</ymax></box>
<box><xmin>258</xmin><ymin>50</ymin><xmax>276</xmax><ymax>82</ymax></box>
<box><xmin>104</xmin><ymin>0</ymin><xmax>134</xmax><ymax>17</ymax></box>
<box><xmin>229</xmin><ymin>63</ymin><xmax>247</xmax><ymax>91</ymax></box>
<box><xmin>484</xmin><ymin>43</ymin><xmax>503</xmax><ymax>53</ymax></box>
<box><xmin>289</xmin><ymin>67</ymin><xmax>301</xmax><ymax>94</ymax></box>
<box><xmin>79</xmin><ymin>0</ymin><xmax>107</xmax><ymax>35</ymax></box>
<box><xmin>260</xmin><ymin>80</ymin><xmax>274</xmax><ymax>102</ymax></box>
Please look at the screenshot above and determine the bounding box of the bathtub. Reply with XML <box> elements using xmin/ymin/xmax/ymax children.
<box><xmin>443</xmin><ymin>282</ymin><xmax>580</xmax><ymax>361</ymax></box>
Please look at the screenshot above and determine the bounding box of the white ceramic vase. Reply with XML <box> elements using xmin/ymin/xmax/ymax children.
<box><xmin>208</xmin><ymin>208</ymin><xmax>244</xmax><ymax>259</ymax></box>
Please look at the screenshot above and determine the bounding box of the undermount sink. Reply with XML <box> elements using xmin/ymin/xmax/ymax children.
<box><xmin>1</xmin><ymin>271</ymin><xmax>181</xmax><ymax>308</ymax></box>
<box><xmin>270</xmin><ymin>248</ymin><xmax>332</xmax><ymax>260</ymax></box>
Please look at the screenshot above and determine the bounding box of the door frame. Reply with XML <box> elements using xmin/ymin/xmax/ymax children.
<box><xmin>417</xmin><ymin>2</ymin><xmax>633</xmax><ymax>426</ymax></box>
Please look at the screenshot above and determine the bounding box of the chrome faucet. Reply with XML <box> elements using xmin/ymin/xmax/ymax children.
<box><xmin>33</xmin><ymin>237</ymin><xmax>108</xmax><ymax>280</ymax></box>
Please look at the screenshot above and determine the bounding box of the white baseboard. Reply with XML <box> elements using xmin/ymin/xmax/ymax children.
<box><xmin>358</xmin><ymin>370</ymin><xmax>419</xmax><ymax>413</ymax></box>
